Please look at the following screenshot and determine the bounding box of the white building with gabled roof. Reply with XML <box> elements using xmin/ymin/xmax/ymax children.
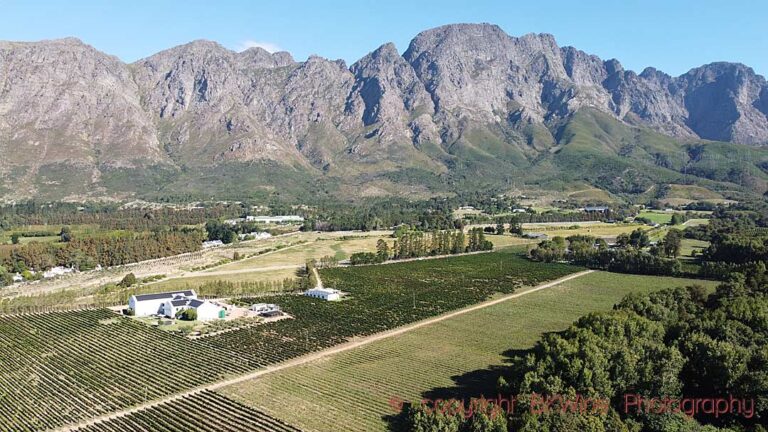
<box><xmin>163</xmin><ymin>297</ymin><xmax>223</xmax><ymax>321</ymax></box>
<box><xmin>129</xmin><ymin>290</ymin><xmax>197</xmax><ymax>317</ymax></box>
<box><xmin>128</xmin><ymin>290</ymin><xmax>224</xmax><ymax>321</ymax></box>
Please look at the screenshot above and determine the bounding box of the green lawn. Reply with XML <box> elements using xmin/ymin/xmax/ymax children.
<box><xmin>680</xmin><ymin>238</ymin><xmax>710</xmax><ymax>258</ymax></box>
<box><xmin>220</xmin><ymin>272</ymin><xmax>719</xmax><ymax>432</ymax></box>
<box><xmin>638</xmin><ymin>210</ymin><xmax>675</xmax><ymax>224</ymax></box>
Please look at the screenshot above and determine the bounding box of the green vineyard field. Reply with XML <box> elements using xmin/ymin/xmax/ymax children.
<box><xmin>0</xmin><ymin>310</ymin><xmax>252</xmax><ymax>431</ymax></box>
<box><xmin>0</xmin><ymin>250</ymin><xmax>582</xmax><ymax>431</ymax></box>
<box><xmin>221</xmin><ymin>272</ymin><xmax>720</xmax><ymax>432</ymax></box>
<box><xmin>207</xmin><ymin>250</ymin><xmax>582</xmax><ymax>366</ymax></box>
<box><xmin>73</xmin><ymin>390</ymin><xmax>301</xmax><ymax>432</ymax></box>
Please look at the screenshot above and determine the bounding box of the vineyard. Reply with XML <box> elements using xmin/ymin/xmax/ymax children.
<box><xmin>0</xmin><ymin>310</ymin><xmax>253</xmax><ymax>431</ymax></box>
<box><xmin>221</xmin><ymin>272</ymin><xmax>720</xmax><ymax>432</ymax></box>
<box><xmin>0</xmin><ymin>250</ymin><xmax>582</xmax><ymax>431</ymax></box>
<box><xmin>207</xmin><ymin>250</ymin><xmax>582</xmax><ymax>367</ymax></box>
<box><xmin>73</xmin><ymin>390</ymin><xmax>302</xmax><ymax>432</ymax></box>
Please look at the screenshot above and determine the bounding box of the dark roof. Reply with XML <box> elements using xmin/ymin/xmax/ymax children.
<box><xmin>259</xmin><ymin>310</ymin><xmax>282</xmax><ymax>317</ymax></box>
<box><xmin>169</xmin><ymin>298</ymin><xmax>206</xmax><ymax>308</ymax></box>
<box><xmin>134</xmin><ymin>290</ymin><xmax>195</xmax><ymax>302</ymax></box>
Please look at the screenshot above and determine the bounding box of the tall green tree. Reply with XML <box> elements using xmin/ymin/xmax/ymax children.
<box><xmin>662</xmin><ymin>229</ymin><xmax>682</xmax><ymax>257</ymax></box>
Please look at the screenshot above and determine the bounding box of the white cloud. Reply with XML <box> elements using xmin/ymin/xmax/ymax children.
<box><xmin>237</xmin><ymin>40</ymin><xmax>282</xmax><ymax>53</ymax></box>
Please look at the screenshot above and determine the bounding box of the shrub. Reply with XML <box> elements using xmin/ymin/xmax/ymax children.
<box><xmin>176</xmin><ymin>308</ymin><xmax>197</xmax><ymax>321</ymax></box>
<box><xmin>119</xmin><ymin>273</ymin><xmax>137</xmax><ymax>288</ymax></box>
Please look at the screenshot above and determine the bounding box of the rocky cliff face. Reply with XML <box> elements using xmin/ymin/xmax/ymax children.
<box><xmin>0</xmin><ymin>24</ymin><xmax>766</xmax><ymax>199</ymax></box>
<box><xmin>403</xmin><ymin>24</ymin><xmax>768</xmax><ymax>145</ymax></box>
<box><xmin>0</xmin><ymin>38</ymin><xmax>167</xmax><ymax>192</ymax></box>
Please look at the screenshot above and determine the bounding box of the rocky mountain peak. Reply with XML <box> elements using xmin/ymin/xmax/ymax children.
<box><xmin>0</xmin><ymin>23</ymin><xmax>767</xmax><ymax>199</ymax></box>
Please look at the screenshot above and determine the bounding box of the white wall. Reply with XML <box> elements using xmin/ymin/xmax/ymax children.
<box><xmin>130</xmin><ymin>298</ymin><xmax>166</xmax><ymax>317</ymax></box>
<box><xmin>196</xmin><ymin>303</ymin><xmax>223</xmax><ymax>321</ymax></box>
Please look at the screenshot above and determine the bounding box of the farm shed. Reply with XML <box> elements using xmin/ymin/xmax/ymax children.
<box><xmin>305</xmin><ymin>288</ymin><xmax>341</xmax><ymax>301</ymax></box>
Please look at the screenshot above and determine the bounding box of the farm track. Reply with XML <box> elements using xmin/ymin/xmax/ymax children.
<box><xmin>167</xmin><ymin>264</ymin><xmax>304</xmax><ymax>279</ymax></box>
<box><xmin>54</xmin><ymin>269</ymin><xmax>593</xmax><ymax>432</ymax></box>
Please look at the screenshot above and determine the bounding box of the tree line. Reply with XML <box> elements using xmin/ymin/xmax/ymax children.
<box><xmin>350</xmin><ymin>228</ymin><xmax>493</xmax><ymax>265</ymax></box>
<box><xmin>0</xmin><ymin>201</ymin><xmax>242</xmax><ymax>231</ymax></box>
<box><xmin>529</xmin><ymin>230</ymin><xmax>684</xmax><ymax>277</ymax></box>
<box><xmin>0</xmin><ymin>228</ymin><xmax>205</xmax><ymax>277</ymax></box>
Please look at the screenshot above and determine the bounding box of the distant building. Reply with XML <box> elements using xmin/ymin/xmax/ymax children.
<box><xmin>305</xmin><ymin>288</ymin><xmax>341</xmax><ymax>301</ymax></box>
<box><xmin>225</xmin><ymin>215</ymin><xmax>304</xmax><ymax>225</ymax></box>
<box><xmin>458</xmin><ymin>206</ymin><xmax>476</xmax><ymax>211</ymax></box>
<box><xmin>43</xmin><ymin>267</ymin><xmax>74</xmax><ymax>279</ymax></box>
<box><xmin>512</xmin><ymin>208</ymin><xmax>528</xmax><ymax>213</ymax></box>
<box><xmin>247</xmin><ymin>215</ymin><xmax>304</xmax><ymax>224</ymax></box>
<box><xmin>583</xmin><ymin>206</ymin><xmax>610</xmax><ymax>213</ymax></box>
<box><xmin>238</xmin><ymin>232</ymin><xmax>272</xmax><ymax>241</ymax></box>
<box><xmin>202</xmin><ymin>240</ymin><xmax>224</xmax><ymax>248</ymax></box>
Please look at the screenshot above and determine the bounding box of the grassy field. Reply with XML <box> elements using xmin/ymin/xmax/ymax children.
<box><xmin>683</xmin><ymin>218</ymin><xmax>710</xmax><ymax>227</ymax></box>
<box><xmin>220</xmin><ymin>272</ymin><xmax>720</xmax><ymax>432</ymax></box>
<box><xmin>484</xmin><ymin>234</ymin><xmax>536</xmax><ymax>248</ymax></box>
<box><xmin>0</xmin><ymin>223</ymin><xmax>130</xmax><ymax>245</ymax></box>
<box><xmin>524</xmin><ymin>222</ymin><xmax>648</xmax><ymax>239</ymax></box>
<box><xmin>680</xmin><ymin>238</ymin><xmax>710</xmax><ymax>258</ymax></box>
<box><xmin>638</xmin><ymin>210</ymin><xmax>675</xmax><ymax>224</ymax></box>
<box><xmin>211</xmin><ymin>233</ymin><xmax>391</xmax><ymax>271</ymax></box>
<box><xmin>205</xmin><ymin>249</ymin><xmax>582</xmax><ymax>369</ymax></box>
<box><xmin>149</xmin><ymin>268</ymin><xmax>301</xmax><ymax>292</ymax></box>
<box><xmin>138</xmin><ymin>232</ymin><xmax>395</xmax><ymax>293</ymax></box>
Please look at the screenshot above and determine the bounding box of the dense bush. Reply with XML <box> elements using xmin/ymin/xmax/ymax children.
<box><xmin>0</xmin><ymin>228</ymin><xmax>205</xmax><ymax>271</ymax></box>
<box><xmin>398</xmin><ymin>266</ymin><xmax>768</xmax><ymax>431</ymax></box>
<box><xmin>529</xmin><ymin>234</ymin><xmax>681</xmax><ymax>276</ymax></box>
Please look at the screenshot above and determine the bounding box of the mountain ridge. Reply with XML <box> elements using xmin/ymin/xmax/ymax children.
<box><xmin>0</xmin><ymin>23</ymin><xmax>767</xmax><ymax>201</ymax></box>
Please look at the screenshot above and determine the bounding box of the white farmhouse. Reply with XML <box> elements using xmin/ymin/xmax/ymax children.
<box><xmin>202</xmin><ymin>240</ymin><xmax>224</xmax><ymax>248</ymax></box>
<box><xmin>129</xmin><ymin>290</ymin><xmax>197</xmax><ymax>317</ymax></box>
<box><xmin>162</xmin><ymin>298</ymin><xmax>224</xmax><ymax>321</ymax></box>
<box><xmin>305</xmin><ymin>287</ymin><xmax>341</xmax><ymax>301</ymax></box>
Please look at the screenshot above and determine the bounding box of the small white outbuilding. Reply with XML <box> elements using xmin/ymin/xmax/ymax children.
<box><xmin>305</xmin><ymin>288</ymin><xmax>341</xmax><ymax>301</ymax></box>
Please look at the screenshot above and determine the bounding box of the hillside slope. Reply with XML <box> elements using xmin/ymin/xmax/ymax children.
<box><xmin>0</xmin><ymin>24</ymin><xmax>767</xmax><ymax>201</ymax></box>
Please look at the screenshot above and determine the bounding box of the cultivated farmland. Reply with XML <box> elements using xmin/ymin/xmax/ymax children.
<box><xmin>205</xmin><ymin>250</ymin><xmax>582</xmax><ymax>367</ymax></box>
<box><xmin>73</xmin><ymin>390</ymin><xmax>301</xmax><ymax>432</ymax></box>
<box><xmin>0</xmin><ymin>250</ymin><xmax>581</xmax><ymax>431</ymax></box>
<box><xmin>0</xmin><ymin>310</ymin><xmax>253</xmax><ymax>431</ymax></box>
<box><xmin>220</xmin><ymin>272</ymin><xmax>720</xmax><ymax>432</ymax></box>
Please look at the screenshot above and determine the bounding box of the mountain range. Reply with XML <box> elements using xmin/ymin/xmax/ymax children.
<box><xmin>1</xmin><ymin>23</ymin><xmax>767</xmax><ymax>202</ymax></box>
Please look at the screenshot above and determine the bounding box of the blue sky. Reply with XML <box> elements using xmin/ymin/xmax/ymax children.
<box><xmin>0</xmin><ymin>0</ymin><xmax>765</xmax><ymax>77</ymax></box>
